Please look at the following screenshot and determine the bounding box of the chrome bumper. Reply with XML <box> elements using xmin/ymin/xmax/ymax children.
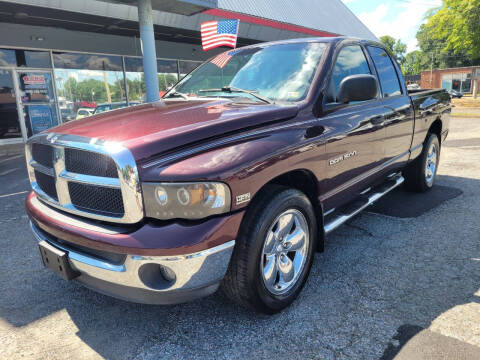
<box><xmin>30</xmin><ymin>222</ymin><xmax>235</xmax><ymax>304</ymax></box>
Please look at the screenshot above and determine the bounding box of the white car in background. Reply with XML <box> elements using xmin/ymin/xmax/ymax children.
<box><xmin>75</xmin><ymin>108</ymin><xmax>94</xmax><ymax>120</ymax></box>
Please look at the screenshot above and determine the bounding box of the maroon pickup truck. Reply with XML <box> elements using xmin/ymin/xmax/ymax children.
<box><xmin>26</xmin><ymin>37</ymin><xmax>450</xmax><ymax>313</ymax></box>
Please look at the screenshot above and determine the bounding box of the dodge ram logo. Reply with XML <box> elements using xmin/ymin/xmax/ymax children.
<box><xmin>329</xmin><ymin>151</ymin><xmax>357</xmax><ymax>166</ymax></box>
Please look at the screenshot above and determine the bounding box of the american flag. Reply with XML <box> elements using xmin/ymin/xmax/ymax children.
<box><xmin>201</xmin><ymin>19</ymin><xmax>239</xmax><ymax>51</ymax></box>
<box><xmin>210</xmin><ymin>51</ymin><xmax>233</xmax><ymax>68</ymax></box>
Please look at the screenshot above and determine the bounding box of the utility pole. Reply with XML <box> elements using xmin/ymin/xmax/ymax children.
<box><xmin>430</xmin><ymin>51</ymin><xmax>434</xmax><ymax>87</ymax></box>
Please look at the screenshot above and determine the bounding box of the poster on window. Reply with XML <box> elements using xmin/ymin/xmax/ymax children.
<box><xmin>18</xmin><ymin>72</ymin><xmax>54</xmax><ymax>103</ymax></box>
<box><xmin>28</xmin><ymin>105</ymin><xmax>53</xmax><ymax>134</ymax></box>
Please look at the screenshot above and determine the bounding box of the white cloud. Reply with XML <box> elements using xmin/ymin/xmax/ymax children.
<box><xmin>358</xmin><ymin>0</ymin><xmax>442</xmax><ymax>52</ymax></box>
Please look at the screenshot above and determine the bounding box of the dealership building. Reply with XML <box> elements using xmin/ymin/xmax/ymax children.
<box><xmin>0</xmin><ymin>0</ymin><xmax>375</xmax><ymax>148</ymax></box>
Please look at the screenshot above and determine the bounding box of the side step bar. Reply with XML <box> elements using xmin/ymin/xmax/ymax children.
<box><xmin>324</xmin><ymin>174</ymin><xmax>404</xmax><ymax>234</ymax></box>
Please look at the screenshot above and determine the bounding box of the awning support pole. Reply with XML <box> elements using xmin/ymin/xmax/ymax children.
<box><xmin>138</xmin><ymin>0</ymin><xmax>159</xmax><ymax>103</ymax></box>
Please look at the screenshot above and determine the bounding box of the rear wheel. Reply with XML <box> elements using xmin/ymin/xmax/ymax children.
<box><xmin>404</xmin><ymin>133</ymin><xmax>440</xmax><ymax>192</ymax></box>
<box><xmin>222</xmin><ymin>185</ymin><xmax>317</xmax><ymax>314</ymax></box>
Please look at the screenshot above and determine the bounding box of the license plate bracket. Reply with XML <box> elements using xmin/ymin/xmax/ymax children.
<box><xmin>38</xmin><ymin>240</ymin><xmax>80</xmax><ymax>280</ymax></box>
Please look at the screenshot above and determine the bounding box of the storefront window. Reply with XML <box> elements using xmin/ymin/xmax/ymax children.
<box><xmin>0</xmin><ymin>49</ymin><xmax>16</xmax><ymax>67</ymax></box>
<box><xmin>179</xmin><ymin>60</ymin><xmax>202</xmax><ymax>79</ymax></box>
<box><xmin>0</xmin><ymin>69</ymin><xmax>21</xmax><ymax>140</ymax></box>
<box><xmin>441</xmin><ymin>72</ymin><xmax>472</xmax><ymax>93</ymax></box>
<box><xmin>19</xmin><ymin>50</ymin><xmax>52</xmax><ymax>68</ymax></box>
<box><xmin>124</xmin><ymin>57</ymin><xmax>179</xmax><ymax>101</ymax></box>
<box><xmin>53</xmin><ymin>52</ymin><xmax>126</xmax><ymax>122</ymax></box>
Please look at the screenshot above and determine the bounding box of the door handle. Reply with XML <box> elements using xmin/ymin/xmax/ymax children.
<box><xmin>370</xmin><ymin>115</ymin><xmax>384</xmax><ymax>125</ymax></box>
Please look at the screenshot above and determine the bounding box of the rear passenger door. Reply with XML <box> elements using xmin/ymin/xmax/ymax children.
<box><xmin>366</xmin><ymin>46</ymin><xmax>414</xmax><ymax>167</ymax></box>
<box><xmin>321</xmin><ymin>44</ymin><xmax>387</xmax><ymax>210</ymax></box>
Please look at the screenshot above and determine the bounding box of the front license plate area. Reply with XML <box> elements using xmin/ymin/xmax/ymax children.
<box><xmin>38</xmin><ymin>240</ymin><xmax>80</xmax><ymax>280</ymax></box>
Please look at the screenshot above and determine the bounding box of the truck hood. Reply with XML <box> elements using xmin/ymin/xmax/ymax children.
<box><xmin>53</xmin><ymin>99</ymin><xmax>299</xmax><ymax>161</ymax></box>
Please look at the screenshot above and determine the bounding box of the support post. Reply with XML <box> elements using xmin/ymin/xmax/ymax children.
<box><xmin>138</xmin><ymin>0</ymin><xmax>159</xmax><ymax>103</ymax></box>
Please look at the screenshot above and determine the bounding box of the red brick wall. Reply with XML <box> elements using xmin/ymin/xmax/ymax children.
<box><xmin>421</xmin><ymin>68</ymin><xmax>475</xmax><ymax>90</ymax></box>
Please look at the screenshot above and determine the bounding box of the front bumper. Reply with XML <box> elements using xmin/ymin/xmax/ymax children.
<box><xmin>31</xmin><ymin>221</ymin><xmax>235</xmax><ymax>304</ymax></box>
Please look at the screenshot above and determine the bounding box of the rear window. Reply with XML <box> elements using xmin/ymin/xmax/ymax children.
<box><xmin>367</xmin><ymin>47</ymin><xmax>402</xmax><ymax>98</ymax></box>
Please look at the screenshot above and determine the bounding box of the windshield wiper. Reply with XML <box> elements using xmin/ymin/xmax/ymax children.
<box><xmin>198</xmin><ymin>86</ymin><xmax>273</xmax><ymax>104</ymax></box>
<box><xmin>166</xmin><ymin>91</ymin><xmax>189</xmax><ymax>100</ymax></box>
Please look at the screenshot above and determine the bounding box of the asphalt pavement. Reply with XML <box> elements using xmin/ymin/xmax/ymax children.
<box><xmin>1</xmin><ymin>117</ymin><xmax>479</xmax><ymax>359</ymax></box>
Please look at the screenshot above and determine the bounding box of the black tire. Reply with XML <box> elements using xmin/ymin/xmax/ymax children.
<box><xmin>221</xmin><ymin>185</ymin><xmax>317</xmax><ymax>314</ymax></box>
<box><xmin>404</xmin><ymin>133</ymin><xmax>440</xmax><ymax>192</ymax></box>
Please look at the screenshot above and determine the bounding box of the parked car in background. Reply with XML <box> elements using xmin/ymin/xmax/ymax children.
<box><xmin>94</xmin><ymin>101</ymin><xmax>140</xmax><ymax>115</ymax></box>
<box><xmin>448</xmin><ymin>89</ymin><xmax>463</xmax><ymax>98</ymax></box>
<box><xmin>407</xmin><ymin>83</ymin><xmax>420</xmax><ymax>91</ymax></box>
<box><xmin>60</xmin><ymin>108</ymin><xmax>76</xmax><ymax>122</ymax></box>
<box><xmin>26</xmin><ymin>37</ymin><xmax>451</xmax><ymax>314</ymax></box>
<box><xmin>75</xmin><ymin>107</ymin><xmax>94</xmax><ymax>120</ymax></box>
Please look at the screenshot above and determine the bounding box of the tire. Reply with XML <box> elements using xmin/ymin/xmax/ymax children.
<box><xmin>222</xmin><ymin>185</ymin><xmax>317</xmax><ymax>314</ymax></box>
<box><xmin>404</xmin><ymin>133</ymin><xmax>440</xmax><ymax>192</ymax></box>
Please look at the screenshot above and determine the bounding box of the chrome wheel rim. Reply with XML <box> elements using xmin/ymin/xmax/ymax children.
<box><xmin>261</xmin><ymin>209</ymin><xmax>309</xmax><ymax>295</ymax></box>
<box><xmin>425</xmin><ymin>142</ymin><xmax>438</xmax><ymax>186</ymax></box>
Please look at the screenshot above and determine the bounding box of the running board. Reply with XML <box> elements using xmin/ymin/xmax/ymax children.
<box><xmin>324</xmin><ymin>174</ymin><xmax>404</xmax><ymax>234</ymax></box>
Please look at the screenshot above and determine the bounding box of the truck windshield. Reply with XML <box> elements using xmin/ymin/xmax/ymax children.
<box><xmin>166</xmin><ymin>42</ymin><xmax>327</xmax><ymax>103</ymax></box>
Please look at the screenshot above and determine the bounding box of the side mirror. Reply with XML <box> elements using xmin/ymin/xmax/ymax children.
<box><xmin>337</xmin><ymin>74</ymin><xmax>379</xmax><ymax>104</ymax></box>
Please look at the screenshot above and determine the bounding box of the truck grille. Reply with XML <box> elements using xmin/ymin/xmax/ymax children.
<box><xmin>26</xmin><ymin>134</ymin><xmax>143</xmax><ymax>224</ymax></box>
<box><xmin>65</xmin><ymin>148</ymin><xmax>118</xmax><ymax>178</ymax></box>
<box><xmin>68</xmin><ymin>182</ymin><xmax>124</xmax><ymax>217</ymax></box>
<box><xmin>34</xmin><ymin>170</ymin><xmax>58</xmax><ymax>201</ymax></box>
<box><xmin>32</xmin><ymin>143</ymin><xmax>53</xmax><ymax>168</ymax></box>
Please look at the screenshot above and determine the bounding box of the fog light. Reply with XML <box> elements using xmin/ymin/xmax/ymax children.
<box><xmin>138</xmin><ymin>263</ymin><xmax>176</xmax><ymax>290</ymax></box>
<box><xmin>159</xmin><ymin>265</ymin><xmax>176</xmax><ymax>282</ymax></box>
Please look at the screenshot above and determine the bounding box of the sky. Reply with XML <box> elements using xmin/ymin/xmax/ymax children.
<box><xmin>342</xmin><ymin>0</ymin><xmax>442</xmax><ymax>53</ymax></box>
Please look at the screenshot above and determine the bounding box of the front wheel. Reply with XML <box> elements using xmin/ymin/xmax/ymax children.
<box><xmin>222</xmin><ymin>185</ymin><xmax>317</xmax><ymax>314</ymax></box>
<box><xmin>404</xmin><ymin>133</ymin><xmax>440</xmax><ymax>192</ymax></box>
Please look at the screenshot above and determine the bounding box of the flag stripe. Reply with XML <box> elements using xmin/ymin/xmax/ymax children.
<box><xmin>201</xmin><ymin>19</ymin><xmax>239</xmax><ymax>51</ymax></box>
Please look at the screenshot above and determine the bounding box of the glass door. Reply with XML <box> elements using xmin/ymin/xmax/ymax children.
<box><xmin>16</xmin><ymin>70</ymin><xmax>59</xmax><ymax>138</ymax></box>
<box><xmin>0</xmin><ymin>69</ymin><xmax>22</xmax><ymax>143</ymax></box>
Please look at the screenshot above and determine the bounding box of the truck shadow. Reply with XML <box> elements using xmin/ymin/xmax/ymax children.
<box><xmin>1</xmin><ymin>174</ymin><xmax>480</xmax><ymax>359</ymax></box>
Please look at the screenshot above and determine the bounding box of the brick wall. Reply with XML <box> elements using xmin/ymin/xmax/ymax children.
<box><xmin>421</xmin><ymin>67</ymin><xmax>478</xmax><ymax>91</ymax></box>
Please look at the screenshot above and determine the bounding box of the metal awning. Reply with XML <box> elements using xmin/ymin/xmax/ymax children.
<box><xmin>97</xmin><ymin>0</ymin><xmax>217</xmax><ymax>15</ymax></box>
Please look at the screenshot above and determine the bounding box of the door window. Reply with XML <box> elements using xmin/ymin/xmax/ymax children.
<box><xmin>0</xmin><ymin>70</ymin><xmax>21</xmax><ymax>140</ymax></box>
<box><xmin>326</xmin><ymin>45</ymin><xmax>371</xmax><ymax>103</ymax></box>
<box><xmin>367</xmin><ymin>47</ymin><xmax>402</xmax><ymax>98</ymax></box>
<box><xmin>17</xmin><ymin>72</ymin><xmax>59</xmax><ymax>137</ymax></box>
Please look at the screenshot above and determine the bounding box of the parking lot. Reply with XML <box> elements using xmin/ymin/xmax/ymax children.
<box><xmin>1</xmin><ymin>116</ymin><xmax>479</xmax><ymax>360</ymax></box>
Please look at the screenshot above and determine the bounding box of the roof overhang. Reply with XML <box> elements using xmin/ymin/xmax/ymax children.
<box><xmin>97</xmin><ymin>0</ymin><xmax>217</xmax><ymax>15</ymax></box>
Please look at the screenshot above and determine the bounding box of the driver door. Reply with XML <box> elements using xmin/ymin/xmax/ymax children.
<box><xmin>320</xmin><ymin>44</ymin><xmax>387</xmax><ymax>211</ymax></box>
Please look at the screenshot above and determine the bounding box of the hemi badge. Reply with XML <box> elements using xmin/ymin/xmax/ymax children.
<box><xmin>236</xmin><ymin>192</ymin><xmax>251</xmax><ymax>205</ymax></box>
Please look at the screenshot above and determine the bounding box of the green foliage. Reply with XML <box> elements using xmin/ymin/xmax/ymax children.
<box><xmin>379</xmin><ymin>35</ymin><xmax>407</xmax><ymax>64</ymax></box>
<box><xmin>402</xmin><ymin>50</ymin><xmax>430</xmax><ymax>76</ymax></box>
<box><xmin>424</xmin><ymin>0</ymin><xmax>480</xmax><ymax>60</ymax></box>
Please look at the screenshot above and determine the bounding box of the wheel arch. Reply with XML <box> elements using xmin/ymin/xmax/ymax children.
<box><xmin>249</xmin><ymin>169</ymin><xmax>325</xmax><ymax>252</ymax></box>
<box><xmin>428</xmin><ymin>118</ymin><xmax>443</xmax><ymax>143</ymax></box>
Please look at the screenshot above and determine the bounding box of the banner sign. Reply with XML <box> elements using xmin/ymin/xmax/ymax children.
<box><xmin>28</xmin><ymin>105</ymin><xmax>53</xmax><ymax>134</ymax></box>
<box><xmin>19</xmin><ymin>72</ymin><xmax>54</xmax><ymax>103</ymax></box>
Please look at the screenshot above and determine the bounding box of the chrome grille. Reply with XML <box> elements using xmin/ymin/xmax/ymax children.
<box><xmin>34</xmin><ymin>170</ymin><xmax>58</xmax><ymax>201</ymax></box>
<box><xmin>26</xmin><ymin>133</ymin><xmax>143</xmax><ymax>224</ymax></box>
<box><xmin>68</xmin><ymin>182</ymin><xmax>124</xmax><ymax>217</ymax></box>
<box><xmin>32</xmin><ymin>143</ymin><xmax>53</xmax><ymax>168</ymax></box>
<box><xmin>65</xmin><ymin>148</ymin><xmax>118</xmax><ymax>178</ymax></box>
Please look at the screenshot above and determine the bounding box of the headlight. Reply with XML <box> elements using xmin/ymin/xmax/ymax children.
<box><xmin>142</xmin><ymin>182</ymin><xmax>231</xmax><ymax>220</ymax></box>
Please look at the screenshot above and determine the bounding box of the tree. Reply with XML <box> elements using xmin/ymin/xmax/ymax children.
<box><xmin>402</xmin><ymin>50</ymin><xmax>430</xmax><ymax>75</ymax></box>
<box><xmin>379</xmin><ymin>35</ymin><xmax>407</xmax><ymax>64</ymax></box>
<box><xmin>421</xmin><ymin>0</ymin><xmax>480</xmax><ymax>64</ymax></box>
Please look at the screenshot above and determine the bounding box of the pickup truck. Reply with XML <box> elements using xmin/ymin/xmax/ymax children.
<box><xmin>26</xmin><ymin>37</ymin><xmax>450</xmax><ymax>314</ymax></box>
